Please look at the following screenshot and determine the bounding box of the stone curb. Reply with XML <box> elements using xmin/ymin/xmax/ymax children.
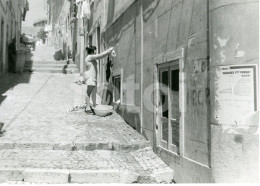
<box><xmin>0</xmin><ymin>147</ymin><xmax>174</xmax><ymax>184</ymax></box>
<box><xmin>0</xmin><ymin>141</ymin><xmax>151</xmax><ymax>152</ymax></box>
<box><xmin>0</xmin><ymin>168</ymin><xmax>140</xmax><ymax>184</ymax></box>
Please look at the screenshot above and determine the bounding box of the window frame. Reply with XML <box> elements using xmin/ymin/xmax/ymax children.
<box><xmin>112</xmin><ymin>68</ymin><xmax>123</xmax><ymax>103</ymax></box>
<box><xmin>158</xmin><ymin>60</ymin><xmax>180</xmax><ymax>154</ymax></box>
<box><xmin>154</xmin><ymin>48</ymin><xmax>185</xmax><ymax>156</ymax></box>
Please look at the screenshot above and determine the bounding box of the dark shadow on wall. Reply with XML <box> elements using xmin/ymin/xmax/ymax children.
<box><xmin>102</xmin><ymin>0</ymin><xmax>161</xmax><ymax>134</ymax></box>
<box><xmin>105</xmin><ymin>0</ymin><xmax>139</xmax><ymax>46</ymax></box>
<box><xmin>99</xmin><ymin>85</ymin><xmax>141</xmax><ymax>133</ymax></box>
<box><xmin>117</xmin><ymin>106</ymin><xmax>141</xmax><ymax>133</ymax></box>
<box><xmin>0</xmin><ymin>122</ymin><xmax>5</xmax><ymax>137</ymax></box>
<box><xmin>142</xmin><ymin>0</ymin><xmax>160</xmax><ymax>22</ymax></box>
<box><xmin>107</xmin><ymin>0</ymin><xmax>116</xmax><ymax>26</ymax></box>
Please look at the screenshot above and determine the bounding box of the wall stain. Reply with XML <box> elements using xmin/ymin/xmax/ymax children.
<box><xmin>234</xmin><ymin>134</ymin><xmax>244</xmax><ymax>144</ymax></box>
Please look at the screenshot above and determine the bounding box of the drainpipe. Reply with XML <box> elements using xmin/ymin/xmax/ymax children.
<box><xmin>140</xmin><ymin>0</ymin><xmax>144</xmax><ymax>134</ymax></box>
<box><xmin>79</xmin><ymin>17</ymin><xmax>84</xmax><ymax>74</ymax></box>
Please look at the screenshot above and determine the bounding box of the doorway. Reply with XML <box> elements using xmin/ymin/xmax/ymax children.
<box><xmin>158</xmin><ymin>60</ymin><xmax>180</xmax><ymax>154</ymax></box>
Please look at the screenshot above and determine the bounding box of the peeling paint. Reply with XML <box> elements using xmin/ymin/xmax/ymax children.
<box><xmin>235</xmin><ymin>44</ymin><xmax>246</xmax><ymax>58</ymax></box>
<box><xmin>235</xmin><ymin>51</ymin><xmax>245</xmax><ymax>58</ymax></box>
<box><xmin>219</xmin><ymin>50</ymin><xmax>226</xmax><ymax>63</ymax></box>
<box><xmin>188</xmin><ymin>36</ymin><xmax>196</xmax><ymax>48</ymax></box>
<box><xmin>217</xmin><ymin>36</ymin><xmax>230</xmax><ymax>47</ymax></box>
<box><xmin>213</xmin><ymin>45</ymin><xmax>217</xmax><ymax>49</ymax></box>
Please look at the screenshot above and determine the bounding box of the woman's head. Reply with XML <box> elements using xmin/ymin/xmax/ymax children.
<box><xmin>86</xmin><ymin>46</ymin><xmax>97</xmax><ymax>55</ymax></box>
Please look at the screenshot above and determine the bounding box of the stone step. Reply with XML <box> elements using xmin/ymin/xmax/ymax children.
<box><xmin>23</xmin><ymin>68</ymin><xmax>78</xmax><ymax>74</ymax></box>
<box><xmin>24</xmin><ymin>63</ymin><xmax>77</xmax><ymax>68</ymax></box>
<box><xmin>0</xmin><ymin>141</ymin><xmax>151</xmax><ymax>152</ymax></box>
<box><xmin>24</xmin><ymin>64</ymin><xmax>78</xmax><ymax>70</ymax></box>
<box><xmin>25</xmin><ymin>60</ymin><xmax>69</xmax><ymax>65</ymax></box>
<box><xmin>0</xmin><ymin>148</ymin><xmax>174</xmax><ymax>184</ymax></box>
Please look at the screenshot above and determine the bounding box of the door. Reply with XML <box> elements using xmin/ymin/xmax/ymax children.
<box><xmin>159</xmin><ymin>61</ymin><xmax>180</xmax><ymax>154</ymax></box>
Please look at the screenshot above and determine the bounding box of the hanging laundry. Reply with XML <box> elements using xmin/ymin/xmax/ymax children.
<box><xmin>82</xmin><ymin>0</ymin><xmax>91</xmax><ymax>19</ymax></box>
<box><xmin>76</xmin><ymin>3</ymin><xmax>83</xmax><ymax>18</ymax></box>
<box><xmin>76</xmin><ymin>0</ymin><xmax>84</xmax><ymax>18</ymax></box>
<box><xmin>76</xmin><ymin>0</ymin><xmax>84</xmax><ymax>5</ymax></box>
<box><xmin>25</xmin><ymin>0</ymin><xmax>29</xmax><ymax>11</ymax></box>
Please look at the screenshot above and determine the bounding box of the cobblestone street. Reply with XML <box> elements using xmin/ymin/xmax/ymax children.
<box><xmin>0</xmin><ymin>0</ymin><xmax>258</xmax><ymax>183</ymax></box>
<box><xmin>0</xmin><ymin>45</ymin><xmax>174</xmax><ymax>184</ymax></box>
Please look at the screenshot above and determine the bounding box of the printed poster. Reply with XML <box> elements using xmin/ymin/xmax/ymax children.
<box><xmin>215</xmin><ymin>65</ymin><xmax>258</xmax><ymax>125</ymax></box>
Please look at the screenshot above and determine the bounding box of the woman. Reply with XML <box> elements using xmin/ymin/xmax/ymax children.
<box><xmin>83</xmin><ymin>46</ymin><xmax>114</xmax><ymax>112</ymax></box>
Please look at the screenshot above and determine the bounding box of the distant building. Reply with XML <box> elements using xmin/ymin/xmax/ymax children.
<box><xmin>0</xmin><ymin>0</ymin><xmax>29</xmax><ymax>76</ymax></box>
<box><xmin>33</xmin><ymin>18</ymin><xmax>47</xmax><ymax>27</ymax></box>
<box><xmin>46</xmin><ymin>0</ymin><xmax>75</xmax><ymax>60</ymax></box>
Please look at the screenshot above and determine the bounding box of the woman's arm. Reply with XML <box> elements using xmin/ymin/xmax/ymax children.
<box><xmin>87</xmin><ymin>47</ymin><xmax>114</xmax><ymax>61</ymax></box>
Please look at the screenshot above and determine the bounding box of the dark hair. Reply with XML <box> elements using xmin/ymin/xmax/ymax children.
<box><xmin>86</xmin><ymin>46</ymin><xmax>96</xmax><ymax>55</ymax></box>
<box><xmin>87</xmin><ymin>49</ymin><xmax>94</xmax><ymax>55</ymax></box>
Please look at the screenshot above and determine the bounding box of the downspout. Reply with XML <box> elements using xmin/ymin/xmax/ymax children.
<box><xmin>79</xmin><ymin>17</ymin><xmax>84</xmax><ymax>74</ymax></box>
<box><xmin>206</xmin><ymin>0</ymin><xmax>211</xmax><ymax>170</ymax></box>
<box><xmin>140</xmin><ymin>0</ymin><xmax>143</xmax><ymax>134</ymax></box>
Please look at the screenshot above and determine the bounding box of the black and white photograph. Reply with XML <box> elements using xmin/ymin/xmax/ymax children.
<box><xmin>0</xmin><ymin>0</ymin><xmax>259</xmax><ymax>184</ymax></box>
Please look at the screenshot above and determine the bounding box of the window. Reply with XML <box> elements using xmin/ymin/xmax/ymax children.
<box><xmin>159</xmin><ymin>60</ymin><xmax>180</xmax><ymax>154</ymax></box>
<box><xmin>0</xmin><ymin>20</ymin><xmax>4</xmax><ymax>72</ymax></box>
<box><xmin>88</xmin><ymin>35</ymin><xmax>92</xmax><ymax>46</ymax></box>
<box><xmin>96</xmin><ymin>26</ymin><xmax>101</xmax><ymax>80</ymax></box>
<box><xmin>113</xmin><ymin>75</ymin><xmax>121</xmax><ymax>102</ymax></box>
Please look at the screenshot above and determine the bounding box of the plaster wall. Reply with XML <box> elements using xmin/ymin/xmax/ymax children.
<box><xmin>101</xmin><ymin>0</ymin><xmax>211</xmax><ymax>182</ymax></box>
<box><xmin>142</xmin><ymin>0</ymin><xmax>211</xmax><ymax>182</ymax></box>
<box><xmin>0</xmin><ymin>0</ymin><xmax>23</xmax><ymax>74</ymax></box>
<box><xmin>0</xmin><ymin>0</ymin><xmax>7</xmax><ymax>74</ymax></box>
<box><xmin>103</xmin><ymin>1</ymin><xmax>142</xmax><ymax>133</ymax></box>
<box><xmin>209</xmin><ymin>0</ymin><xmax>259</xmax><ymax>183</ymax></box>
<box><xmin>90</xmin><ymin>0</ymin><xmax>259</xmax><ymax>183</ymax></box>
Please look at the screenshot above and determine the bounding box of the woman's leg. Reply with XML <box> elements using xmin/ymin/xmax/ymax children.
<box><xmin>86</xmin><ymin>85</ymin><xmax>95</xmax><ymax>108</ymax></box>
<box><xmin>91</xmin><ymin>86</ymin><xmax>97</xmax><ymax>107</ymax></box>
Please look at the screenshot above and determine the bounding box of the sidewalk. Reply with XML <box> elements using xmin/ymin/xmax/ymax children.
<box><xmin>0</xmin><ymin>72</ymin><xmax>174</xmax><ymax>183</ymax></box>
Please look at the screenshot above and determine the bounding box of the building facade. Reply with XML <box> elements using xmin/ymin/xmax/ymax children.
<box><xmin>33</xmin><ymin>18</ymin><xmax>47</xmax><ymax>27</ymax></box>
<box><xmin>46</xmin><ymin>0</ymin><xmax>76</xmax><ymax>61</ymax></box>
<box><xmin>0</xmin><ymin>0</ymin><xmax>28</xmax><ymax>76</ymax></box>
<box><xmin>47</xmin><ymin>0</ymin><xmax>259</xmax><ymax>183</ymax></box>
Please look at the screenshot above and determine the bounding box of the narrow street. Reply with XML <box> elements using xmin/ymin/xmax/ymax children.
<box><xmin>1</xmin><ymin>0</ymin><xmax>258</xmax><ymax>183</ymax></box>
<box><xmin>0</xmin><ymin>45</ymin><xmax>173</xmax><ymax>184</ymax></box>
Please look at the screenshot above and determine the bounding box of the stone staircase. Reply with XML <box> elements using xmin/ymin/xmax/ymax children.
<box><xmin>23</xmin><ymin>44</ymin><xmax>78</xmax><ymax>74</ymax></box>
<box><xmin>23</xmin><ymin>60</ymin><xmax>78</xmax><ymax>74</ymax></box>
<box><xmin>0</xmin><ymin>145</ymin><xmax>173</xmax><ymax>184</ymax></box>
<box><xmin>0</xmin><ymin>72</ymin><xmax>174</xmax><ymax>184</ymax></box>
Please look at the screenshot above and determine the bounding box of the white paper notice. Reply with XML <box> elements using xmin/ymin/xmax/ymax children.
<box><xmin>215</xmin><ymin>65</ymin><xmax>257</xmax><ymax>125</ymax></box>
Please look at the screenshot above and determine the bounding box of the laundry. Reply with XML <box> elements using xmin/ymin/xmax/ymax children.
<box><xmin>76</xmin><ymin>0</ymin><xmax>84</xmax><ymax>5</ymax></box>
<box><xmin>76</xmin><ymin>0</ymin><xmax>91</xmax><ymax>19</ymax></box>
<box><xmin>82</xmin><ymin>0</ymin><xmax>91</xmax><ymax>19</ymax></box>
